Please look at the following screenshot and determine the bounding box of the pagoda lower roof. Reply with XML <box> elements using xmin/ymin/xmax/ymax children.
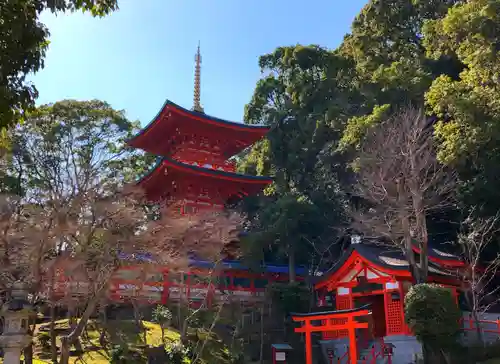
<box><xmin>128</xmin><ymin>100</ymin><xmax>270</xmax><ymax>158</ymax></box>
<box><xmin>138</xmin><ymin>157</ymin><xmax>272</xmax><ymax>203</ymax></box>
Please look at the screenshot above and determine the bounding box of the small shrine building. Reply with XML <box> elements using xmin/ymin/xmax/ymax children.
<box><xmin>294</xmin><ymin>242</ymin><xmax>465</xmax><ymax>364</ymax></box>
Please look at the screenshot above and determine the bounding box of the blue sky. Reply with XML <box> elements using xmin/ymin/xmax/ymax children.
<box><xmin>33</xmin><ymin>0</ymin><xmax>367</xmax><ymax>125</ymax></box>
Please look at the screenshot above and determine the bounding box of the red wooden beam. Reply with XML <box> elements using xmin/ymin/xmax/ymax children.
<box><xmin>294</xmin><ymin>322</ymin><xmax>368</xmax><ymax>333</ymax></box>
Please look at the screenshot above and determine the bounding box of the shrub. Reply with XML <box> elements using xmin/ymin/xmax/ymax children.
<box><xmin>36</xmin><ymin>331</ymin><xmax>51</xmax><ymax>352</ymax></box>
<box><xmin>152</xmin><ymin>305</ymin><xmax>172</xmax><ymax>326</ymax></box>
<box><xmin>404</xmin><ymin>283</ymin><xmax>461</xmax><ymax>352</ymax></box>
<box><xmin>267</xmin><ymin>281</ymin><xmax>310</xmax><ymax>314</ymax></box>
<box><xmin>109</xmin><ymin>344</ymin><xmax>145</xmax><ymax>364</ymax></box>
<box><xmin>165</xmin><ymin>342</ymin><xmax>191</xmax><ymax>364</ymax></box>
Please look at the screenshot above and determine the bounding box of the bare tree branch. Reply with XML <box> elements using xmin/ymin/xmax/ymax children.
<box><xmin>351</xmin><ymin>105</ymin><xmax>456</xmax><ymax>282</ymax></box>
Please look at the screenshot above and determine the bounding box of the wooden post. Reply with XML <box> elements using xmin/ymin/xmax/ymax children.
<box><xmin>347</xmin><ymin>317</ymin><xmax>357</xmax><ymax>364</ymax></box>
<box><xmin>291</xmin><ymin>307</ymin><xmax>370</xmax><ymax>364</ymax></box>
<box><xmin>304</xmin><ymin>319</ymin><xmax>313</xmax><ymax>364</ymax></box>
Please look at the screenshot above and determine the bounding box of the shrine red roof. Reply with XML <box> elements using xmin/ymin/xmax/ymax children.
<box><xmin>138</xmin><ymin>157</ymin><xmax>273</xmax><ymax>203</ymax></box>
<box><xmin>314</xmin><ymin>244</ymin><xmax>460</xmax><ymax>290</ymax></box>
<box><xmin>411</xmin><ymin>240</ymin><xmax>464</xmax><ymax>267</ymax></box>
<box><xmin>127</xmin><ymin>100</ymin><xmax>270</xmax><ymax>158</ymax></box>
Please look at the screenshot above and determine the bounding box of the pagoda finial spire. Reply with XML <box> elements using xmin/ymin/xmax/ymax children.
<box><xmin>192</xmin><ymin>42</ymin><xmax>204</xmax><ymax>113</ymax></box>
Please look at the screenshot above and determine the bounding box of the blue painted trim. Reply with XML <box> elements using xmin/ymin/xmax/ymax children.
<box><xmin>118</xmin><ymin>252</ymin><xmax>309</xmax><ymax>276</ymax></box>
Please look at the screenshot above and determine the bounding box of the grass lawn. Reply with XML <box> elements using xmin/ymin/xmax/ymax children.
<box><xmin>26</xmin><ymin>319</ymin><xmax>180</xmax><ymax>364</ymax></box>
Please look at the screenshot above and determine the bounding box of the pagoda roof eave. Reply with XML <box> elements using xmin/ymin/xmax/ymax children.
<box><xmin>137</xmin><ymin>157</ymin><xmax>273</xmax><ymax>187</ymax></box>
<box><xmin>127</xmin><ymin>99</ymin><xmax>270</xmax><ymax>148</ymax></box>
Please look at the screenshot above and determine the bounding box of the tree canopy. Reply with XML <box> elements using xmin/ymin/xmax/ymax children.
<box><xmin>239</xmin><ymin>0</ymin><xmax>500</xmax><ymax>280</ymax></box>
<box><xmin>0</xmin><ymin>0</ymin><xmax>118</xmax><ymax>137</ymax></box>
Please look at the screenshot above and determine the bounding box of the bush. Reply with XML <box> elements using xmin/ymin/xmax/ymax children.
<box><xmin>152</xmin><ymin>305</ymin><xmax>172</xmax><ymax>327</ymax></box>
<box><xmin>109</xmin><ymin>344</ymin><xmax>145</xmax><ymax>364</ymax></box>
<box><xmin>165</xmin><ymin>342</ymin><xmax>191</xmax><ymax>364</ymax></box>
<box><xmin>36</xmin><ymin>332</ymin><xmax>51</xmax><ymax>352</ymax></box>
<box><xmin>267</xmin><ymin>281</ymin><xmax>310</xmax><ymax>314</ymax></box>
<box><xmin>404</xmin><ymin>284</ymin><xmax>461</xmax><ymax>352</ymax></box>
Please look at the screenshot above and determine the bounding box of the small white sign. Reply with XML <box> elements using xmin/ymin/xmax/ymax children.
<box><xmin>275</xmin><ymin>352</ymin><xmax>286</xmax><ymax>361</ymax></box>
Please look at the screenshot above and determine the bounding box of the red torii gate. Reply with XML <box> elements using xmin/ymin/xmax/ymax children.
<box><xmin>291</xmin><ymin>305</ymin><xmax>371</xmax><ymax>364</ymax></box>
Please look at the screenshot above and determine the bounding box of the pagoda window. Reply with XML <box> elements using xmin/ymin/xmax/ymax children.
<box><xmin>233</xmin><ymin>277</ymin><xmax>251</xmax><ymax>289</ymax></box>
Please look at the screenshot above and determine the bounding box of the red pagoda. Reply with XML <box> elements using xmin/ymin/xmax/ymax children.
<box><xmin>127</xmin><ymin>44</ymin><xmax>272</xmax><ymax>213</ymax></box>
<box><xmin>45</xmin><ymin>46</ymin><xmax>300</xmax><ymax>308</ymax></box>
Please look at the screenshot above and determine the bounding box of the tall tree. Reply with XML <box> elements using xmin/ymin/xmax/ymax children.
<box><xmin>339</xmin><ymin>0</ymin><xmax>464</xmax><ymax>150</ymax></box>
<box><xmin>351</xmin><ymin>106</ymin><xmax>455</xmax><ymax>283</ymax></box>
<box><xmin>424</xmin><ymin>0</ymin><xmax>500</xmax><ymax>217</ymax></box>
<box><xmin>6</xmin><ymin>99</ymin><xmax>149</xmax><ymax>198</ymax></box>
<box><xmin>240</xmin><ymin>45</ymin><xmax>354</xmax><ymax>276</ymax></box>
<box><xmin>0</xmin><ymin>0</ymin><xmax>118</xmax><ymax>135</ymax></box>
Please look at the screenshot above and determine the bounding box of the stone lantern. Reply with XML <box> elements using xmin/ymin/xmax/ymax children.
<box><xmin>0</xmin><ymin>282</ymin><xmax>34</xmax><ymax>364</ymax></box>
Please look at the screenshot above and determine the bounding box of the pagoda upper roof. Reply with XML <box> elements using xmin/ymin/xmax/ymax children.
<box><xmin>128</xmin><ymin>100</ymin><xmax>270</xmax><ymax>158</ymax></box>
<box><xmin>138</xmin><ymin>157</ymin><xmax>272</xmax><ymax>202</ymax></box>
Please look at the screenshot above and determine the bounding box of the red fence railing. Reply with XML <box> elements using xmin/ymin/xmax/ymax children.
<box><xmin>461</xmin><ymin>314</ymin><xmax>500</xmax><ymax>335</ymax></box>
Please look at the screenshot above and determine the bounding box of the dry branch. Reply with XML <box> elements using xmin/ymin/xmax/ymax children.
<box><xmin>351</xmin><ymin>106</ymin><xmax>456</xmax><ymax>282</ymax></box>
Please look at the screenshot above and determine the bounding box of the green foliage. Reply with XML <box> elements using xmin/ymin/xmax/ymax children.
<box><xmin>267</xmin><ymin>281</ymin><xmax>310</xmax><ymax>314</ymax></box>
<box><xmin>404</xmin><ymin>284</ymin><xmax>461</xmax><ymax>350</ymax></box>
<box><xmin>36</xmin><ymin>331</ymin><xmax>51</xmax><ymax>352</ymax></box>
<box><xmin>4</xmin><ymin>99</ymin><xmax>152</xmax><ymax>197</ymax></box>
<box><xmin>152</xmin><ymin>305</ymin><xmax>173</xmax><ymax>326</ymax></box>
<box><xmin>242</xmin><ymin>0</ymin><xmax>496</xmax><ymax>274</ymax></box>
<box><xmin>240</xmin><ymin>45</ymin><xmax>352</xmax><ymax>276</ymax></box>
<box><xmin>165</xmin><ymin>342</ymin><xmax>191</xmax><ymax>364</ymax></box>
<box><xmin>109</xmin><ymin>344</ymin><xmax>146</xmax><ymax>364</ymax></box>
<box><xmin>0</xmin><ymin>0</ymin><xmax>118</xmax><ymax>135</ymax></box>
<box><xmin>423</xmin><ymin>0</ymin><xmax>500</xmax><ymax>216</ymax></box>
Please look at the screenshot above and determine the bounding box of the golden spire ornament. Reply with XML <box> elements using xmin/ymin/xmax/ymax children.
<box><xmin>192</xmin><ymin>42</ymin><xmax>204</xmax><ymax>113</ymax></box>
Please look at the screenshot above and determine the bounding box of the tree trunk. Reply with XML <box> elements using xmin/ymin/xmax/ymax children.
<box><xmin>50</xmin><ymin>305</ymin><xmax>58</xmax><ymax>364</ymax></box>
<box><xmin>288</xmin><ymin>247</ymin><xmax>296</xmax><ymax>283</ymax></box>
<box><xmin>23</xmin><ymin>343</ymin><xmax>33</xmax><ymax>364</ymax></box>
<box><xmin>59</xmin><ymin>284</ymin><xmax>108</xmax><ymax>364</ymax></box>
<box><xmin>403</xmin><ymin>215</ymin><xmax>421</xmax><ymax>283</ymax></box>
<box><xmin>259</xmin><ymin>304</ymin><xmax>264</xmax><ymax>364</ymax></box>
<box><xmin>414</xmin><ymin>199</ymin><xmax>428</xmax><ymax>283</ymax></box>
<box><xmin>99</xmin><ymin>305</ymin><xmax>108</xmax><ymax>348</ymax></box>
<box><xmin>60</xmin><ymin>336</ymin><xmax>71</xmax><ymax>364</ymax></box>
